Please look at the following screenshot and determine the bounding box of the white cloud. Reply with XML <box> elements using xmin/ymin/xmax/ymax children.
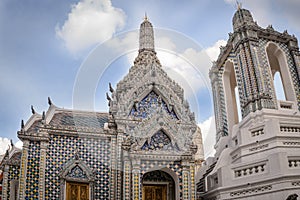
<box><xmin>205</xmin><ymin>40</ymin><xmax>227</xmax><ymax>61</ymax></box>
<box><xmin>157</xmin><ymin>39</ymin><xmax>228</xmax><ymax>98</ymax></box>
<box><xmin>56</xmin><ymin>0</ymin><xmax>126</xmax><ymax>53</ymax></box>
<box><xmin>0</xmin><ymin>137</ymin><xmax>10</xmax><ymax>155</ymax></box>
<box><xmin>198</xmin><ymin>116</ymin><xmax>216</xmax><ymax>158</ymax></box>
<box><xmin>0</xmin><ymin>138</ymin><xmax>23</xmax><ymax>157</ymax></box>
<box><xmin>159</xmin><ymin>49</ymin><xmax>210</xmax><ymax>97</ymax></box>
<box><xmin>15</xmin><ymin>141</ymin><xmax>23</xmax><ymax>149</ymax></box>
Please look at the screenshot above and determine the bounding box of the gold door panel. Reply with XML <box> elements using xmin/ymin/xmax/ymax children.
<box><xmin>66</xmin><ymin>182</ymin><xmax>89</xmax><ymax>200</ymax></box>
<box><xmin>143</xmin><ymin>185</ymin><xmax>167</xmax><ymax>200</ymax></box>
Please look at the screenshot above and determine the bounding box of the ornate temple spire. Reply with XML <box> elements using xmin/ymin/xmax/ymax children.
<box><xmin>139</xmin><ymin>14</ymin><xmax>155</xmax><ymax>51</ymax></box>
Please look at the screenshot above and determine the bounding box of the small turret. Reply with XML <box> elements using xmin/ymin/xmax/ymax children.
<box><xmin>232</xmin><ymin>7</ymin><xmax>256</xmax><ymax>31</ymax></box>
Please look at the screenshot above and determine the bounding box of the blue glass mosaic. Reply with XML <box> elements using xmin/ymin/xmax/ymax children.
<box><xmin>141</xmin><ymin>130</ymin><xmax>177</xmax><ymax>151</ymax></box>
<box><xmin>129</xmin><ymin>91</ymin><xmax>178</xmax><ymax>119</ymax></box>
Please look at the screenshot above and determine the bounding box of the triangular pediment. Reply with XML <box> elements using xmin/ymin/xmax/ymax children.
<box><xmin>129</xmin><ymin>91</ymin><xmax>178</xmax><ymax>120</ymax></box>
<box><xmin>141</xmin><ymin>130</ymin><xmax>178</xmax><ymax>151</ymax></box>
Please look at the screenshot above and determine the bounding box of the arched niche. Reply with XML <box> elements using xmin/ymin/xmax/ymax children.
<box><xmin>223</xmin><ymin>60</ymin><xmax>239</xmax><ymax>134</ymax></box>
<box><xmin>266</xmin><ymin>42</ymin><xmax>297</xmax><ymax>102</ymax></box>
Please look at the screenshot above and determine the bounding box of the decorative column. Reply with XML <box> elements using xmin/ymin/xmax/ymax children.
<box><xmin>289</xmin><ymin>40</ymin><xmax>300</xmax><ymax>109</ymax></box>
<box><xmin>123</xmin><ymin>150</ymin><xmax>131</xmax><ymax>200</ymax></box>
<box><xmin>132</xmin><ymin>159</ymin><xmax>141</xmax><ymax>200</ymax></box>
<box><xmin>190</xmin><ymin>163</ymin><xmax>196</xmax><ymax>200</ymax></box>
<box><xmin>182</xmin><ymin>161</ymin><xmax>191</xmax><ymax>200</ymax></box>
<box><xmin>18</xmin><ymin>140</ymin><xmax>29</xmax><ymax>200</ymax></box>
<box><xmin>2</xmin><ymin>165</ymin><xmax>9</xmax><ymax>200</ymax></box>
<box><xmin>209</xmin><ymin>65</ymin><xmax>226</xmax><ymax>140</ymax></box>
<box><xmin>116</xmin><ymin>132</ymin><xmax>124</xmax><ymax>200</ymax></box>
<box><xmin>110</xmin><ymin>136</ymin><xmax>117</xmax><ymax>200</ymax></box>
<box><xmin>38</xmin><ymin>140</ymin><xmax>48</xmax><ymax>199</ymax></box>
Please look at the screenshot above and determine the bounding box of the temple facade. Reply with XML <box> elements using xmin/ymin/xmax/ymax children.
<box><xmin>197</xmin><ymin>7</ymin><xmax>300</xmax><ymax>200</ymax></box>
<box><xmin>0</xmin><ymin>17</ymin><xmax>204</xmax><ymax>200</ymax></box>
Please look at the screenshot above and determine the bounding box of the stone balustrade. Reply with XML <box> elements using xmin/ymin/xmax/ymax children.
<box><xmin>251</xmin><ymin>129</ymin><xmax>264</xmax><ymax>137</ymax></box>
<box><xmin>234</xmin><ymin>164</ymin><xmax>266</xmax><ymax>178</ymax></box>
<box><xmin>288</xmin><ymin>159</ymin><xmax>300</xmax><ymax>168</ymax></box>
<box><xmin>280</xmin><ymin>126</ymin><xmax>300</xmax><ymax>133</ymax></box>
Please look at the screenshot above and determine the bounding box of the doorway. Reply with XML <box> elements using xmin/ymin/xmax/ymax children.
<box><xmin>143</xmin><ymin>185</ymin><xmax>167</xmax><ymax>200</ymax></box>
<box><xmin>66</xmin><ymin>182</ymin><xmax>89</xmax><ymax>200</ymax></box>
<box><xmin>142</xmin><ymin>170</ymin><xmax>175</xmax><ymax>200</ymax></box>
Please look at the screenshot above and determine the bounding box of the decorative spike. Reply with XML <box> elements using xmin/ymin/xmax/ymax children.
<box><xmin>10</xmin><ymin>139</ymin><xmax>14</xmax><ymax>147</ymax></box>
<box><xmin>42</xmin><ymin>111</ymin><xmax>46</xmax><ymax>120</ymax></box>
<box><xmin>236</xmin><ymin>0</ymin><xmax>242</xmax><ymax>10</ymax></box>
<box><xmin>21</xmin><ymin>120</ymin><xmax>25</xmax><ymax>129</ymax></box>
<box><xmin>106</xmin><ymin>92</ymin><xmax>111</xmax><ymax>101</ymax></box>
<box><xmin>48</xmin><ymin>97</ymin><xmax>52</xmax><ymax>106</ymax></box>
<box><xmin>109</xmin><ymin>83</ymin><xmax>114</xmax><ymax>93</ymax></box>
<box><xmin>31</xmin><ymin>105</ymin><xmax>36</xmax><ymax>114</ymax></box>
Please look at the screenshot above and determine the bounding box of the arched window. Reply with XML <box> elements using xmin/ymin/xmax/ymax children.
<box><xmin>266</xmin><ymin>43</ymin><xmax>296</xmax><ymax>102</ymax></box>
<box><xmin>223</xmin><ymin>61</ymin><xmax>240</xmax><ymax>134</ymax></box>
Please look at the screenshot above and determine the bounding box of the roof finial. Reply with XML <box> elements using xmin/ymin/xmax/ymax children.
<box><xmin>21</xmin><ymin>120</ymin><xmax>25</xmax><ymax>129</ymax></box>
<box><xmin>31</xmin><ymin>105</ymin><xmax>36</xmax><ymax>114</ymax></box>
<box><xmin>236</xmin><ymin>0</ymin><xmax>242</xmax><ymax>10</ymax></box>
<box><xmin>48</xmin><ymin>97</ymin><xmax>52</xmax><ymax>106</ymax></box>
<box><xmin>144</xmin><ymin>12</ymin><xmax>148</xmax><ymax>21</ymax></box>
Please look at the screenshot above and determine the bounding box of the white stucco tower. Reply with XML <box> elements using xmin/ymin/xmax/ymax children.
<box><xmin>197</xmin><ymin>7</ymin><xmax>300</xmax><ymax>200</ymax></box>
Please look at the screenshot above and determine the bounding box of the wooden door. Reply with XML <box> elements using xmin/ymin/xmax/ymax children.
<box><xmin>143</xmin><ymin>185</ymin><xmax>167</xmax><ymax>200</ymax></box>
<box><xmin>66</xmin><ymin>182</ymin><xmax>89</xmax><ymax>200</ymax></box>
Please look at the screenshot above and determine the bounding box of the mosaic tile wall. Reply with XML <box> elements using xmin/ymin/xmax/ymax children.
<box><xmin>25</xmin><ymin>141</ymin><xmax>40</xmax><ymax>200</ymax></box>
<box><xmin>45</xmin><ymin>134</ymin><xmax>112</xmax><ymax>200</ymax></box>
<box><xmin>6</xmin><ymin>165</ymin><xmax>20</xmax><ymax>199</ymax></box>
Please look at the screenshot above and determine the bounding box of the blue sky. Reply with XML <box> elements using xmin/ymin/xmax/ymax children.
<box><xmin>1</xmin><ymin>0</ymin><xmax>300</xmax><ymax>157</ymax></box>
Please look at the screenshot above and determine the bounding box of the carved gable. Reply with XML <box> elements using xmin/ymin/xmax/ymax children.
<box><xmin>141</xmin><ymin>130</ymin><xmax>178</xmax><ymax>151</ymax></box>
<box><xmin>67</xmin><ymin>165</ymin><xmax>88</xmax><ymax>179</ymax></box>
<box><xmin>129</xmin><ymin>91</ymin><xmax>178</xmax><ymax>120</ymax></box>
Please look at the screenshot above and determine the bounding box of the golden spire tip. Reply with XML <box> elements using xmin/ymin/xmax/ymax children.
<box><xmin>236</xmin><ymin>1</ymin><xmax>242</xmax><ymax>10</ymax></box>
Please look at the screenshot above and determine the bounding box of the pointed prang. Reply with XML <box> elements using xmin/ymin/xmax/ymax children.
<box><xmin>31</xmin><ymin>105</ymin><xmax>36</xmax><ymax>114</ymax></box>
<box><xmin>109</xmin><ymin>83</ymin><xmax>114</xmax><ymax>93</ymax></box>
<box><xmin>139</xmin><ymin>13</ymin><xmax>155</xmax><ymax>51</ymax></box>
<box><xmin>144</xmin><ymin>12</ymin><xmax>148</xmax><ymax>21</ymax></box>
